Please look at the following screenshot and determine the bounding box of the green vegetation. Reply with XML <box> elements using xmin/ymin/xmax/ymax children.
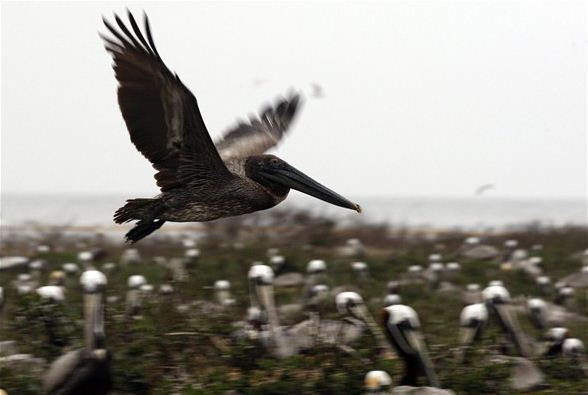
<box><xmin>1</xmin><ymin>215</ymin><xmax>587</xmax><ymax>394</ymax></box>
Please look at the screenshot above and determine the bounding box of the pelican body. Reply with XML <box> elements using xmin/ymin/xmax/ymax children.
<box><xmin>102</xmin><ymin>12</ymin><xmax>360</xmax><ymax>243</ymax></box>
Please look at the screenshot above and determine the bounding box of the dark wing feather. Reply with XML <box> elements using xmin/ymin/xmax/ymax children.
<box><xmin>102</xmin><ymin>11</ymin><xmax>232</xmax><ymax>191</ymax></box>
<box><xmin>215</xmin><ymin>93</ymin><xmax>302</xmax><ymax>160</ymax></box>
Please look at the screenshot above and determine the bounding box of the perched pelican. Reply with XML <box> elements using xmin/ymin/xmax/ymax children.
<box><xmin>542</xmin><ymin>327</ymin><xmax>568</xmax><ymax>356</ymax></box>
<box><xmin>184</xmin><ymin>248</ymin><xmax>200</xmax><ymax>266</ymax></box>
<box><xmin>120</xmin><ymin>248</ymin><xmax>141</xmax><ymax>264</ymax></box>
<box><xmin>482</xmin><ymin>285</ymin><xmax>531</xmax><ymax>357</ymax></box>
<box><xmin>214</xmin><ymin>280</ymin><xmax>234</xmax><ymax>307</ymax></box>
<box><xmin>248</xmin><ymin>264</ymin><xmax>295</xmax><ymax>357</ymax></box>
<box><xmin>126</xmin><ymin>275</ymin><xmax>147</xmax><ymax>318</ymax></box>
<box><xmin>269</xmin><ymin>255</ymin><xmax>285</xmax><ymax>273</ymax></box>
<box><xmin>536</xmin><ymin>276</ymin><xmax>551</xmax><ymax>294</ymax></box>
<box><xmin>43</xmin><ymin>270</ymin><xmax>111</xmax><ymax>395</ymax></box>
<box><xmin>102</xmin><ymin>12</ymin><xmax>360</xmax><ymax>243</ymax></box>
<box><xmin>381</xmin><ymin>304</ymin><xmax>440</xmax><ymax>387</ymax></box>
<box><xmin>336</xmin><ymin>292</ymin><xmax>393</xmax><ymax>356</ymax></box>
<box><xmin>527</xmin><ymin>298</ymin><xmax>548</xmax><ymax>331</ymax></box>
<box><xmin>457</xmin><ymin>303</ymin><xmax>488</xmax><ymax>362</ymax></box>
<box><xmin>351</xmin><ymin>261</ymin><xmax>370</xmax><ymax>280</ymax></box>
<box><xmin>555</xmin><ymin>286</ymin><xmax>575</xmax><ymax>306</ymax></box>
<box><xmin>387</xmin><ymin>281</ymin><xmax>400</xmax><ymax>294</ymax></box>
<box><xmin>302</xmin><ymin>259</ymin><xmax>327</xmax><ymax>303</ymax></box>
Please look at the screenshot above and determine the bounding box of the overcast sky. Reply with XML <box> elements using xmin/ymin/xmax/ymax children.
<box><xmin>2</xmin><ymin>1</ymin><xmax>586</xmax><ymax>200</ymax></box>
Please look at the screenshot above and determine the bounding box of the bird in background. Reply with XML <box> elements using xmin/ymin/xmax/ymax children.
<box><xmin>101</xmin><ymin>11</ymin><xmax>361</xmax><ymax>243</ymax></box>
<box><xmin>475</xmin><ymin>184</ymin><xmax>495</xmax><ymax>196</ymax></box>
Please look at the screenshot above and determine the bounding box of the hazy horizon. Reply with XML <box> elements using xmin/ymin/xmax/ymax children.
<box><xmin>2</xmin><ymin>2</ymin><xmax>586</xmax><ymax>200</ymax></box>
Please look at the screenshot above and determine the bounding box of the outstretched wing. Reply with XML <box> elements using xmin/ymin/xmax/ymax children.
<box><xmin>102</xmin><ymin>11</ymin><xmax>232</xmax><ymax>191</ymax></box>
<box><xmin>215</xmin><ymin>94</ymin><xmax>302</xmax><ymax>160</ymax></box>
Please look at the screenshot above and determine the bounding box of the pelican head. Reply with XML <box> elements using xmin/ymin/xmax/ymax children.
<box><xmin>62</xmin><ymin>263</ymin><xmax>79</xmax><ymax>276</ymax></box>
<box><xmin>307</xmin><ymin>259</ymin><xmax>327</xmax><ymax>275</ymax></box>
<box><xmin>335</xmin><ymin>291</ymin><xmax>364</xmax><ymax>317</ymax></box>
<box><xmin>37</xmin><ymin>286</ymin><xmax>65</xmax><ymax>303</ymax></box>
<box><xmin>383</xmin><ymin>294</ymin><xmax>402</xmax><ymax>307</ymax></box>
<box><xmin>245</xmin><ymin>155</ymin><xmax>361</xmax><ymax>212</ymax></box>
<box><xmin>269</xmin><ymin>255</ymin><xmax>285</xmax><ymax>272</ymax></box>
<box><xmin>364</xmin><ymin>370</ymin><xmax>392</xmax><ymax>393</ymax></box>
<box><xmin>562</xmin><ymin>338</ymin><xmax>585</xmax><ymax>358</ymax></box>
<box><xmin>127</xmin><ymin>275</ymin><xmax>147</xmax><ymax>290</ymax></box>
<box><xmin>382</xmin><ymin>304</ymin><xmax>440</xmax><ymax>387</ymax></box>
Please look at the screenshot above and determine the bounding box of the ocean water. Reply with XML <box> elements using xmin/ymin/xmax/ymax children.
<box><xmin>1</xmin><ymin>194</ymin><xmax>585</xmax><ymax>231</ymax></box>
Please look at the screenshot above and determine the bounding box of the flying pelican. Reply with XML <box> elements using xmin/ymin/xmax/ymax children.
<box><xmin>101</xmin><ymin>12</ymin><xmax>361</xmax><ymax>243</ymax></box>
<box><xmin>381</xmin><ymin>304</ymin><xmax>440</xmax><ymax>387</ymax></box>
<box><xmin>43</xmin><ymin>270</ymin><xmax>111</xmax><ymax>395</ymax></box>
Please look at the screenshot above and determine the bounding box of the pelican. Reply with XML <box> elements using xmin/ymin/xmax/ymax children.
<box><xmin>351</xmin><ymin>261</ymin><xmax>370</xmax><ymax>280</ymax></box>
<box><xmin>247</xmin><ymin>264</ymin><xmax>296</xmax><ymax>357</ymax></box>
<box><xmin>457</xmin><ymin>303</ymin><xmax>488</xmax><ymax>363</ymax></box>
<box><xmin>126</xmin><ymin>274</ymin><xmax>147</xmax><ymax>318</ymax></box>
<box><xmin>527</xmin><ymin>298</ymin><xmax>548</xmax><ymax>331</ymax></box>
<box><xmin>381</xmin><ymin>304</ymin><xmax>440</xmax><ymax>387</ymax></box>
<box><xmin>542</xmin><ymin>327</ymin><xmax>568</xmax><ymax>356</ymax></box>
<box><xmin>43</xmin><ymin>270</ymin><xmax>111</xmax><ymax>395</ymax></box>
<box><xmin>482</xmin><ymin>285</ymin><xmax>532</xmax><ymax>357</ymax></box>
<box><xmin>536</xmin><ymin>276</ymin><xmax>551</xmax><ymax>294</ymax></box>
<box><xmin>336</xmin><ymin>292</ymin><xmax>393</xmax><ymax>356</ymax></box>
<box><xmin>101</xmin><ymin>12</ymin><xmax>361</xmax><ymax>243</ymax></box>
<box><xmin>302</xmin><ymin>259</ymin><xmax>327</xmax><ymax>303</ymax></box>
<box><xmin>214</xmin><ymin>280</ymin><xmax>234</xmax><ymax>307</ymax></box>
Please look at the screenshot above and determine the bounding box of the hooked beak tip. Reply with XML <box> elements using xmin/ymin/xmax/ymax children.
<box><xmin>355</xmin><ymin>204</ymin><xmax>362</xmax><ymax>213</ymax></box>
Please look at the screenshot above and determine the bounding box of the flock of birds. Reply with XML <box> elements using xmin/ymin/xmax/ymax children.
<box><xmin>1</xmin><ymin>9</ymin><xmax>586</xmax><ymax>395</ymax></box>
<box><xmin>1</xmin><ymin>236</ymin><xmax>587</xmax><ymax>394</ymax></box>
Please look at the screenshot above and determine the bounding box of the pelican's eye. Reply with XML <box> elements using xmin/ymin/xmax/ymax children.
<box><xmin>270</xmin><ymin>158</ymin><xmax>280</xmax><ymax>166</ymax></box>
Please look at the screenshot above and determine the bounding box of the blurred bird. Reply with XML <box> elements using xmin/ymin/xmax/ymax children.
<box><xmin>475</xmin><ymin>184</ymin><xmax>495</xmax><ymax>196</ymax></box>
<box><xmin>381</xmin><ymin>304</ymin><xmax>440</xmax><ymax>387</ymax></box>
<box><xmin>310</xmin><ymin>83</ymin><xmax>325</xmax><ymax>98</ymax></box>
<box><xmin>102</xmin><ymin>12</ymin><xmax>361</xmax><ymax>243</ymax></box>
<box><xmin>43</xmin><ymin>270</ymin><xmax>111</xmax><ymax>395</ymax></box>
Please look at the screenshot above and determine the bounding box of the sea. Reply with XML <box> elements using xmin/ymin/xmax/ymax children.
<box><xmin>1</xmin><ymin>194</ymin><xmax>585</xmax><ymax>232</ymax></box>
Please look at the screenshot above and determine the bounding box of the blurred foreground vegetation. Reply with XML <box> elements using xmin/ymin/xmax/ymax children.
<box><xmin>1</xmin><ymin>210</ymin><xmax>587</xmax><ymax>394</ymax></box>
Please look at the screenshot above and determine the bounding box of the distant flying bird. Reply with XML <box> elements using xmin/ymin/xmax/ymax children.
<box><xmin>475</xmin><ymin>184</ymin><xmax>495</xmax><ymax>196</ymax></box>
<box><xmin>310</xmin><ymin>83</ymin><xmax>324</xmax><ymax>98</ymax></box>
<box><xmin>101</xmin><ymin>12</ymin><xmax>360</xmax><ymax>243</ymax></box>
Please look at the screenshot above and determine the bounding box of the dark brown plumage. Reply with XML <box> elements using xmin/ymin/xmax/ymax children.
<box><xmin>103</xmin><ymin>11</ymin><xmax>360</xmax><ymax>243</ymax></box>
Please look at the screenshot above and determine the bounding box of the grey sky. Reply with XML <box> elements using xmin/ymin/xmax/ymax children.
<box><xmin>2</xmin><ymin>1</ymin><xmax>586</xmax><ymax>199</ymax></box>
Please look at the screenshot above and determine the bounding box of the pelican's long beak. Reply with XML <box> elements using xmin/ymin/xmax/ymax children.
<box><xmin>457</xmin><ymin>326</ymin><xmax>479</xmax><ymax>363</ymax></box>
<box><xmin>494</xmin><ymin>304</ymin><xmax>531</xmax><ymax>358</ymax></box>
<box><xmin>405</xmin><ymin>330</ymin><xmax>440</xmax><ymax>388</ymax></box>
<box><xmin>262</xmin><ymin>163</ymin><xmax>361</xmax><ymax>212</ymax></box>
<box><xmin>351</xmin><ymin>305</ymin><xmax>395</xmax><ymax>356</ymax></box>
<box><xmin>84</xmin><ymin>292</ymin><xmax>105</xmax><ymax>351</ymax></box>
